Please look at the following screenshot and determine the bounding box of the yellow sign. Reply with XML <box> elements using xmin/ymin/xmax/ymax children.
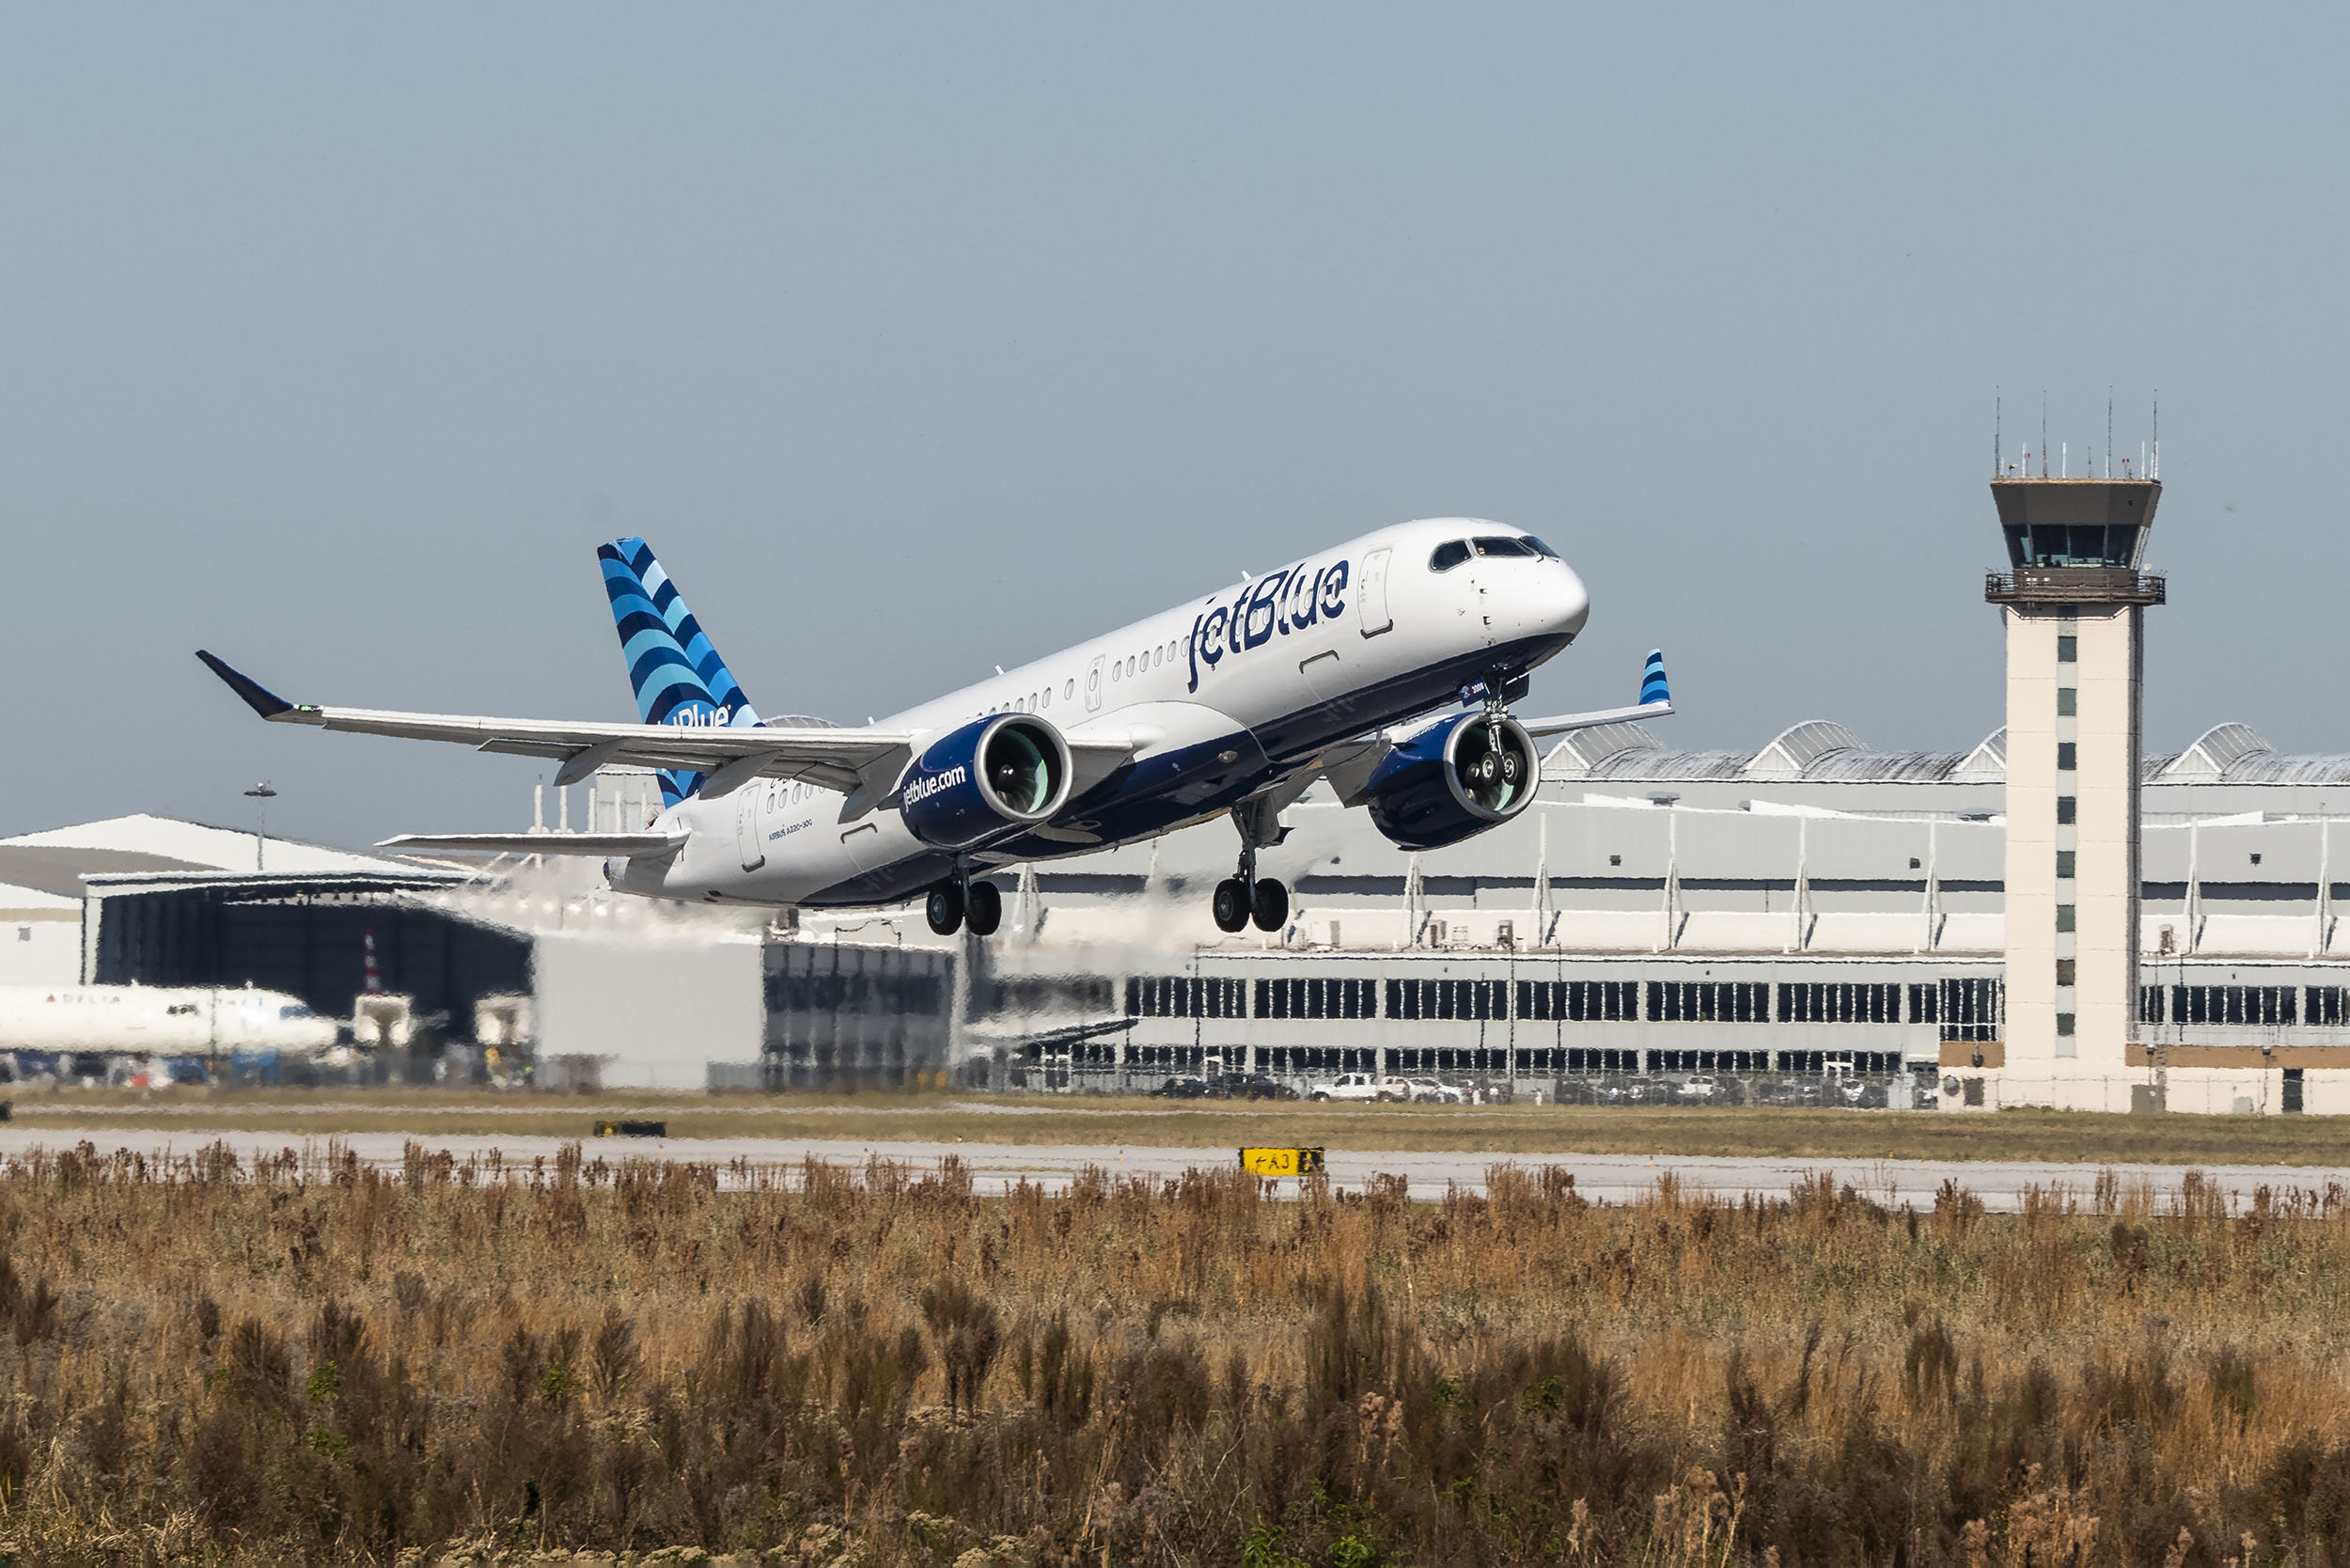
<box><xmin>1239</xmin><ymin>1147</ymin><xmax>1325</xmax><ymax>1177</ymax></box>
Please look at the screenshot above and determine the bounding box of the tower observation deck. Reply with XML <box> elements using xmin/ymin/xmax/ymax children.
<box><xmin>1983</xmin><ymin>477</ymin><xmax>2163</xmax><ymax>1103</ymax></box>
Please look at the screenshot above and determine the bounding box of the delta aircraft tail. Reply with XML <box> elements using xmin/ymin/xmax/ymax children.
<box><xmin>597</xmin><ymin>537</ymin><xmax>763</xmax><ymax>805</ymax></box>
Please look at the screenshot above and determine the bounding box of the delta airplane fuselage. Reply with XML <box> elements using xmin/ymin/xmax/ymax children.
<box><xmin>630</xmin><ymin>517</ymin><xmax>1588</xmax><ymax>908</ymax></box>
<box><xmin>0</xmin><ymin>984</ymin><xmax>336</xmax><ymax>1054</ymax></box>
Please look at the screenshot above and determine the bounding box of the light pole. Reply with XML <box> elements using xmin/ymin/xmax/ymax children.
<box><xmin>244</xmin><ymin>782</ymin><xmax>277</xmax><ymax>871</ymax></box>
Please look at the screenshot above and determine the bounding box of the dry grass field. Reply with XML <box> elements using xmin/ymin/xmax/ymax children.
<box><xmin>2</xmin><ymin>1142</ymin><xmax>2349</xmax><ymax>1563</ymax></box>
<box><xmin>12</xmin><ymin>1087</ymin><xmax>2350</xmax><ymax>1167</ymax></box>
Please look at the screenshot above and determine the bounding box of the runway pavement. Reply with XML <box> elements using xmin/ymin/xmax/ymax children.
<box><xmin>1</xmin><ymin>1125</ymin><xmax>2342</xmax><ymax>1212</ymax></box>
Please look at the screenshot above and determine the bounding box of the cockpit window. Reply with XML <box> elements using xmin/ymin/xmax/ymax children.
<box><xmin>1472</xmin><ymin>536</ymin><xmax>1538</xmax><ymax>558</ymax></box>
<box><xmin>1430</xmin><ymin>540</ymin><xmax>1471</xmax><ymax>572</ymax></box>
<box><xmin>1523</xmin><ymin>535</ymin><xmax>1560</xmax><ymax>558</ymax></box>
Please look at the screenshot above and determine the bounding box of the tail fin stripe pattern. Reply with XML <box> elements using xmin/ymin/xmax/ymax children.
<box><xmin>1640</xmin><ymin>649</ymin><xmax>1671</xmax><ymax>707</ymax></box>
<box><xmin>595</xmin><ymin>537</ymin><xmax>762</xmax><ymax>806</ymax></box>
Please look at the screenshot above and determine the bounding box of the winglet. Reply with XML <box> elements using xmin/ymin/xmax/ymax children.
<box><xmin>196</xmin><ymin>651</ymin><xmax>296</xmax><ymax>719</ymax></box>
<box><xmin>1639</xmin><ymin>649</ymin><xmax>1670</xmax><ymax>709</ymax></box>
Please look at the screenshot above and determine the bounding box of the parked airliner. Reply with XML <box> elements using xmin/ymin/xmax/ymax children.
<box><xmin>199</xmin><ymin>518</ymin><xmax>1669</xmax><ymax>936</ymax></box>
<box><xmin>0</xmin><ymin>983</ymin><xmax>337</xmax><ymax>1054</ymax></box>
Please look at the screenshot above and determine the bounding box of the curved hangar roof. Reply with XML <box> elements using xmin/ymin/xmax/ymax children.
<box><xmin>1545</xmin><ymin>721</ymin><xmax>2350</xmax><ymax>787</ymax></box>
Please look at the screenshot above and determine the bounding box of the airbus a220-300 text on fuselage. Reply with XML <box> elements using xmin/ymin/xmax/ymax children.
<box><xmin>199</xmin><ymin>518</ymin><xmax>1670</xmax><ymax>936</ymax></box>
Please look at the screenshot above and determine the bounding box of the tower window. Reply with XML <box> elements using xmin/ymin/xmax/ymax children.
<box><xmin>2056</xmin><ymin>1012</ymin><xmax>2076</xmax><ymax>1037</ymax></box>
<box><xmin>2057</xmin><ymin>635</ymin><xmax>2077</xmax><ymax>663</ymax></box>
<box><xmin>2057</xmin><ymin>743</ymin><xmax>2076</xmax><ymax>771</ymax></box>
<box><xmin>2057</xmin><ymin>904</ymin><xmax>2076</xmax><ymax>933</ymax></box>
<box><xmin>2056</xmin><ymin>958</ymin><xmax>2076</xmax><ymax>986</ymax></box>
<box><xmin>2058</xmin><ymin>687</ymin><xmax>2076</xmax><ymax>716</ymax></box>
<box><xmin>2057</xmin><ymin>796</ymin><xmax>2076</xmax><ymax>824</ymax></box>
<box><xmin>2057</xmin><ymin>851</ymin><xmax>2075</xmax><ymax>879</ymax></box>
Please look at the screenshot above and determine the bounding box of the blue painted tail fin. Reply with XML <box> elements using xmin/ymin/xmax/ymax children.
<box><xmin>597</xmin><ymin>537</ymin><xmax>763</xmax><ymax>806</ymax></box>
<box><xmin>1639</xmin><ymin>649</ymin><xmax>1670</xmax><ymax>707</ymax></box>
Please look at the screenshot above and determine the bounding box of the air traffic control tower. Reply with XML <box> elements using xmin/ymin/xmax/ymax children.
<box><xmin>1984</xmin><ymin>477</ymin><xmax>2164</xmax><ymax>1103</ymax></box>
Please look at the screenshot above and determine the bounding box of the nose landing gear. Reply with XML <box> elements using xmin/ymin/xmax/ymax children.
<box><xmin>925</xmin><ymin>870</ymin><xmax>1004</xmax><ymax>936</ymax></box>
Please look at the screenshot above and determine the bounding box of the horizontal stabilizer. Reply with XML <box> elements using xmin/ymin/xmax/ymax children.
<box><xmin>959</xmin><ymin>1016</ymin><xmax>1139</xmax><ymax>1050</ymax></box>
<box><xmin>378</xmin><ymin>832</ymin><xmax>684</xmax><ymax>857</ymax></box>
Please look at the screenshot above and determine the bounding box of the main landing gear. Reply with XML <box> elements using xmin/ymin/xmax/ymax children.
<box><xmin>1213</xmin><ymin>812</ymin><xmax>1289</xmax><ymax>935</ymax></box>
<box><xmin>925</xmin><ymin>872</ymin><xmax>1002</xmax><ymax>937</ymax></box>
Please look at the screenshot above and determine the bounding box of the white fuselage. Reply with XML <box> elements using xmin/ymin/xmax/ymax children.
<box><xmin>0</xmin><ymin>985</ymin><xmax>338</xmax><ymax>1055</ymax></box>
<box><xmin>626</xmin><ymin>517</ymin><xmax>1590</xmax><ymax>907</ymax></box>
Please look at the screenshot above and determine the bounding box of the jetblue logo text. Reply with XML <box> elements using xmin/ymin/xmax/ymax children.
<box><xmin>902</xmin><ymin>765</ymin><xmax>968</xmax><ymax>807</ymax></box>
<box><xmin>1186</xmin><ymin>558</ymin><xmax>1349</xmax><ymax>693</ymax></box>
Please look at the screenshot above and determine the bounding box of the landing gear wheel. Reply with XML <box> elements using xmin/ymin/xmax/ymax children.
<box><xmin>925</xmin><ymin>883</ymin><xmax>965</xmax><ymax>936</ymax></box>
<box><xmin>1250</xmin><ymin>877</ymin><xmax>1289</xmax><ymax>933</ymax></box>
<box><xmin>964</xmin><ymin>879</ymin><xmax>1003</xmax><ymax>936</ymax></box>
<box><xmin>1212</xmin><ymin>878</ymin><xmax>1251</xmax><ymax>933</ymax></box>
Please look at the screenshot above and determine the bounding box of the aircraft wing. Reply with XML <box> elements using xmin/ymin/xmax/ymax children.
<box><xmin>198</xmin><ymin>651</ymin><xmax>915</xmax><ymax>797</ymax></box>
<box><xmin>378</xmin><ymin>832</ymin><xmax>686</xmax><ymax>857</ymax></box>
<box><xmin>199</xmin><ymin>651</ymin><xmax>1146</xmax><ymax>813</ymax></box>
<box><xmin>1515</xmin><ymin>698</ymin><xmax>1672</xmax><ymax>739</ymax></box>
<box><xmin>1514</xmin><ymin>648</ymin><xmax>1674</xmax><ymax>738</ymax></box>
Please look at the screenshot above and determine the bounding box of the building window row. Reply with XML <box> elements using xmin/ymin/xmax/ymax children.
<box><xmin>1125</xmin><ymin>976</ymin><xmax>1248</xmax><ymax>1019</ymax></box>
<box><xmin>1255</xmin><ymin>977</ymin><xmax>1378</xmax><ymax>1020</ymax></box>
<box><xmin>1518</xmin><ymin>980</ymin><xmax>1641</xmax><ymax>1021</ymax></box>
<box><xmin>1650</xmin><ymin>980</ymin><xmax>1771</xmax><ymax>1022</ymax></box>
<box><xmin>1778</xmin><ymin>981</ymin><xmax>1903</xmax><ymax>1024</ymax></box>
<box><xmin>1386</xmin><ymin>978</ymin><xmax>1510</xmax><ymax>1020</ymax></box>
<box><xmin>2144</xmin><ymin>984</ymin><xmax>2301</xmax><ymax>1027</ymax></box>
<box><xmin>1128</xmin><ymin>973</ymin><xmax>1988</xmax><ymax>1025</ymax></box>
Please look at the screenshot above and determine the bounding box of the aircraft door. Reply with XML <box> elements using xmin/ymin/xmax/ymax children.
<box><xmin>735</xmin><ymin>789</ymin><xmax>766</xmax><ymax>872</ymax></box>
<box><xmin>1085</xmin><ymin>655</ymin><xmax>1105</xmax><ymax>712</ymax></box>
<box><xmin>1357</xmin><ymin>548</ymin><xmax>1393</xmax><ymax>636</ymax></box>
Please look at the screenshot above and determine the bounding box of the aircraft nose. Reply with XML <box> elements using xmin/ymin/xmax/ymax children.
<box><xmin>1551</xmin><ymin>563</ymin><xmax>1591</xmax><ymax>640</ymax></box>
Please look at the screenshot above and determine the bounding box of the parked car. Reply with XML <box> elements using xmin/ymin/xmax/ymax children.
<box><xmin>1308</xmin><ymin>1073</ymin><xmax>1400</xmax><ymax>1103</ymax></box>
<box><xmin>1211</xmin><ymin>1072</ymin><xmax>1297</xmax><ymax>1101</ymax></box>
<box><xmin>1149</xmin><ymin>1075</ymin><xmax>1214</xmax><ymax>1099</ymax></box>
<box><xmin>1402</xmin><ymin>1077</ymin><xmax>1465</xmax><ymax>1104</ymax></box>
<box><xmin>1678</xmin><ymin>1075</ymin><xmax>1720</xmax><ymax>1102</ymax></box>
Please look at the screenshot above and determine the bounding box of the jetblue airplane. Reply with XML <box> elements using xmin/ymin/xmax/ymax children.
<box><xmin>198</xmin><ymin>518</ymin><xmax>1669</xmax><ymax>936</ymax></box>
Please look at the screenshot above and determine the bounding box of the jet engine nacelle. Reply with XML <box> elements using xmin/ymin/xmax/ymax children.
<box><xmin>899</xmin><ymin>713</ymin><xmax>1074</xmax><ymax>850</ymax></box>
<box><xmin>1364</xmin><ymin>712</ymin><xmax>1539</xmax><ymax>851</ymax></box>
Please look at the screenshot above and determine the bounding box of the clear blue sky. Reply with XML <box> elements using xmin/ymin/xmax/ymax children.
<box><xmin>5</xmin><ymin>6</ymin><xmax>2344</xmax><ymax>845</ymax></box>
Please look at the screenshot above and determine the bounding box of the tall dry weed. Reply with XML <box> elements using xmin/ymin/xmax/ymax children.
<box><xmin>0</xmin><ymin>1145</ymin><xmax>2342</xmax><ymax>1562</ymax></box>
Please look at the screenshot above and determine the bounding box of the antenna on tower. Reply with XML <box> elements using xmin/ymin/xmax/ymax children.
<box><xmin>2152</xmin><ymin>392</ymin><xmax>2159</xmax><ymax>480</ymax></box>
<box><xmin>2041</xmin><ymin>393</ymin><xmax>2049</xmax><ymax>478</ymax></box>
<box><xmin>2107</xmin><ymin>390</ymin><xmax>2114</xmax><ymax>479</ymax></box>
<box><xmin>1995</xmin><ymin>392</ymin><xmax>2002</xmax><ymax>475</ymax></box>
